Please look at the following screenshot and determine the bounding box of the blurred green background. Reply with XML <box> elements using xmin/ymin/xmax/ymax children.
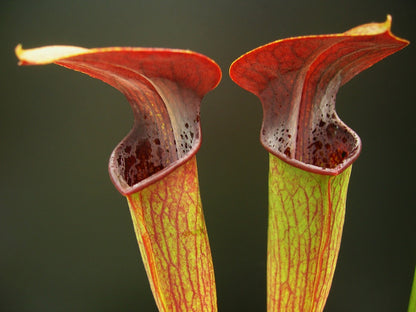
<box><xmin>1</xmin><ymin>0</ymin><xmax>415</xmax><ymax>311</ymax></box>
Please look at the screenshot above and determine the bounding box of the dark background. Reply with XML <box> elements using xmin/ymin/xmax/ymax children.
<box><xmin>1</xmin><ymin>1</ymin><xmax>415</xmax><ymax>311</ymax></box>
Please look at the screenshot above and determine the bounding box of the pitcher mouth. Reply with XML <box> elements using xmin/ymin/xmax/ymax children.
<box><xmin>15</xmin><ymin>45</ymin><xmax>221</xmax><ymax>195</ymax></box>
<box><xmin>229</xmin><ymin>15</ymin><xmax>408</xmax><ymax>175</ymax></box>
<box><xmin>259</xmin><ymin>73</ymin><xmax>362</xmax><ymax>176</ymax></box>
<box><xmin>261</xmin><ymin>119</ymin><xmax>362</xmax><ymax>176</ymax></box>
<box><xmin>108</xmin><ymin>84</ymin><xmax>203</xmax><ymax>195</ymax></box>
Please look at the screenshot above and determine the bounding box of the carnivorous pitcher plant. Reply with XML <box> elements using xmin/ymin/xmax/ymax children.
<box><xmin>230</xmin><ymin>15</ymin><xmax>409</xmax><ymax>312</ymax></box>
<box><xmin>16</xmin><ymin>45</ymin><xmax>221</xmax><ymax>312</ymax></box>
